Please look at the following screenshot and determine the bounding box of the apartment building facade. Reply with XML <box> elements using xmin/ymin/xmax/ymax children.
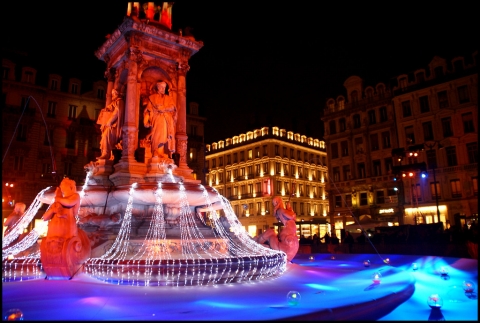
<box><xmin>205</xmin><ymin>126</ymin><xmax>329</xmax><ymax>239</ymax></box>
<box><xmin>2</xmin><ymin>56</ymin><xmax>107</xmax><ymax>220</ymax></box>
<box><xmin>322</xmin><ymin>51</ymin><xmax>478</xmax><ymax>237</ymax></box>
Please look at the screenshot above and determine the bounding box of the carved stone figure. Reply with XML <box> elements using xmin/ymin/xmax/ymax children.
<box><xmin>143</xmin><ymin>81</ymin><xmax>177</xmax><ymax>159</ymax></box>
<box><xmin>97</xmin><ymin>89</ymin><xmax>122</xmax><ymax>160</ymax></box>
<box><xmin>40</xmin><ymin>178</ymin><xmax>91</xmax><ymax>279</ymax></box>
<box><xmin>4</xmin><ymin>202</ymin><xmax>26</xmax><ymax>236</ymax></box>
<box><xmin>254</xmin><ymin>196</ymin><xmax>299</xmax><ymax>261</ymax></box>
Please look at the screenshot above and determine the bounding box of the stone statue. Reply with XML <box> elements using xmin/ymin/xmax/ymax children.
<box><xmin>254</xmin><ymin>196</ymin><xmax>299</xmax><ymax>261</ymax></box>
<box><xmin>97</xmin><ymin>89</ymin><xmax>122</xmax><ymax>160</ymax></box>
<box><xmin>40</xmin><ymin>178</ymin><xmax>91</xmax><ymax>279</ymax></box>
<box><xmin>143</xmin><ymin>81</ymin><xmax>177</xmax><ymax>159</ymax></box>
<box><xmin>4</xmin><ymin>202</ymin><xmax>26</xmax><ymax>236</ymax></box>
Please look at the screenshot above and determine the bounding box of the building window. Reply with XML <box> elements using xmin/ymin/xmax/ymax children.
<box><xmin>14</xmin><ymin>156</ymin><xmax>24</xmax><ymax>171</ymax></box>
<box><xmin>96</xmin><ymin>88</ymin><xmax>105</xmax><ymax>99</ymax></box>
<box><xmin>354</xmin><ymin>137</ymin><xmax>363</xmax><ymax>154</ymax></box>
<box><xmin>445</xmin><ymin>146</ymin><xmax>458</xmax><ymax>166</ymax></box>
<box><xmin>370</xmin><ymin>133</ymin><xmax>379</xmax><ymax>151</ymax></box>
<box><xmin>381</xmin><ymin>131</ymin><xmax>391</xmax><ymax>149</ymax></box>
<box><xmin>339</xmin><ymin>118</ymin><xmax>346</xmax><ymax>132</ymax></box>
<box><xmin>274</xmin><ymin>145</ymin><xmax>279</xmax><ymax>156</ymax></box>
<box><xmin>379</xmin><ymin>106</ymin><xmax>388</xmax><ymax>122</ymax></box>
<box><xmin>441</xmin><ymin>117</ymin><xmax>453</xmax><ymax>137</ymax></box>
<box><xmin>263</xmin><ymin>162</ymin><xmax>268</xmax><ymax>174</ymax></box>
<box><xmin>457</xmin><ymin>85</ymin><xmax>470</xmax><ymax>104</ymax></box>
<box><xmin>240</xmin><ymin>151</ymin><xmax>244</xmax><ymax>161</ymax></box>
<box><xmin>376</xmin><ymin>190</ymin><xmax>385</xmax><ymax>204</ymax></box>
<box><xmin>405</xmin><ymin>126</ymin><xmax>415</xmax><ymax>144</ymax></box>
<box><xmin>333</xmin><ymin>167</ymin><xmax>340</xmax><ymax>182</ymax></box>
<box><xmin>462</xmin><ymin>112</ymin><xmax>475</xmax><ymax>133</ymax></box>
<box><xmin>335</xmin><ymin>195</ymin><xmax>342</xmax><ymax>208</ymax></box>
<box><xmin>350</xmin><ymin>90</ymin><xmax>359</xmax><ymax>105</ymax></box>
<box><xmin>402</xmin><ymin>100</ymin><xmax>411</xmax><ymax>117</ymax></box>
<box><xmin>426</xmin><ymin>149</ymin><xmax>437</xmax><ymax>169</ymax></box>
<box><xmin>430</xmin><ymin>181</ymin><xmax>441</xmax><ymax>199</ymax></box>
<box><xmin>233</xmin><ymin>153</ymin><xmax>237</xmax><ymax>163</ymax></box>
<box><xmin>360</xmin><ymin>192</ymin><xmax>368</xmax><ymax>206</ymax></box>
<box><xmin>419</xmin><ymin>95</ymin><xmax>430</xmax><ymax>113</ymax></box>
<box><xmin>472</xmin><ymin>177</ymin><xmax>478</xmax><ymax>197</ymax></box>
<box><xmin>353</xmin><ymin>114</ymin><xmax>361</xmax><ymax>128</ymax></box>
<box><xmin>329</xmin><ymin>120</ymin><xmax>336</xmax><ymax>135</ymax></box>
<box><xmin>190</xmin><ymin>125</ymin><xmax>197</xmax><ymax>136</ymax></box>
<box><xmin>434</xmin><ymin>66</ymin><xmax>444</xmax><ymax>78</ymax></box>
<box><xmin>466</xmin><ymin>142</ymin><xmax>478</xmax><ymax>164</ymax></box>
<box><xmin>450</xmin><ymin>179</ymin><xmax>462</xmax><ymax>198</ymax></box>
<box><xmin>68</xmin><ymin>105</ymin><xmax>77</xmax><ymax>119</ymax></box>
<box><xmin>3</xmin><ymin>67</ymin><xmax>10</xmax><ymax>79</ymax></box>
<box><xmin>226</xmin><ymin>155</ymin><xmax>231</xmax><ymax>165</ymax></box>
<box><xmin>345</xmin><ymin>194</ymin><xmax>352</xmax><ymax>207</ymax></box>
<box><xmin>219</xmin><ymin>156</ymin><xmax>223</xmax><ymax>166</ymax></box>
<box><xmin>66</xmin><ymin>132</ymin><xmax>75</xmax><ymax>149</ymax></box>
<box><xmin>384</xmin><ymin>158</ymin><xmax>393</xmax><ymax>174</ymax></box>
<box><xmin>24</xmin><ymin>71</ymin><xmax>33</xmax><ymax>83</ymax></box>
<box><xmin>372</xmin><ymin>160</ymin><xmax>381</xmax><ymax>176</ymax></box>
<box><xmin>357</xmin><ymin>163</ymin><xmax>365</xmax><ymax>179</ymax></box>
<box><xmin>342</xmin><ymin>165</ymin><xmax>350</xmax><ymax>181</ymax></box>
<box><xmin>44</xmin><ymin>129</ymin><xmax>54</xmax><ymax>145</ymax></box>
<box><xmin>16</xmin><ymin>124</ymin><xmax>27</xmax><ymax>141</ymax></box>
<box><xmin>50</xmin><ymin>79</ymin><xmax>58</xmax><ymax>90</ymax></box>
<box><xmin>20</xmin><ymin>96</ymin><xmax>30</xmax><ymax>109</ymax></box>
<box><xmin>368</xmin><ymin>110</ymin><xmax>376</xmax><ymax>125</ymax></box>
<box><xmin>254</xmin><ymin>147</ymin><xmax>260</xmax><ymax>158</ymax></box>
<box><xmin>212</xmin><ymin>159</ymin><xmax>216</xmax><ymax>168</ymax></box>
<box><xmin>47</xmin><ymin>101</ymin><xmax>57</xmax><ymax>117</ymax></box>
<box><xmin>71</xmin><ymin>83</ymin><xmax>78</xmax><ymax>94</ymax></box>
<box><xmin>422</xmin><ymin>121</ymin><xmax>434</xmax><ymax>141</ymax></box>
<box><xmin>413</xmin><ymin>184</ymin><xmax>422</xmax><ymax>202</ymax></box>
<box><xmin>437</xmin><ymin>90</ymin><xmax>449</xmax><ymax>108</ymax></box>
<box><xmin>331</xmin><ymin>143</ymin><xmax>339</xmax><ymax>159</ymax></box>
<box><xmin>282</xmin><ymin>147</ymin><xmax>287</xmax><ymax>157</ymax></box>
<box><xmin>218</xmin><ymin>172</ymin><xmax>223</xmax><ymax>183</ymax></box>
<box><xmin>248</xmin><ymin>149</ymin><xmax>253</xmax><ymax>160</ymax></box>
<box><xmin>341</xmin><ymin>141</ymin><xmax>348</xmax><ymax>157</ymax></box>
<box><xmin>263</xmin><ymin>145</ymin><xmax>268</xmax><ymax>156</ymax></box>
<box><xmin>64</xmin><ymin>162</ymin><xmax>72</xmax><ymax>176</ymax></box>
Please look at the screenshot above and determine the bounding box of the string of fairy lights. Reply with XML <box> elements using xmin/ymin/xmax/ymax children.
<box><xmin>3</xmin><ymin>169</ymin><xmax>287</xmax><ymax>285</ymax></box>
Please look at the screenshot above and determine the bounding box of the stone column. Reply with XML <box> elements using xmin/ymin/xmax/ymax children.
<box><xmin>174</xmin><ymin>63</ymin><xmax>196</xmax><ymax>181</ymax></box>
<box><xmin>110</xmin><ymin>47</ymin><xmax>147</xmax><ymax>186</ymax></box>
<box><xmin>121</xmin><ymin>47</ymin><xmax>141</xmax><ymax>163</ymax></box>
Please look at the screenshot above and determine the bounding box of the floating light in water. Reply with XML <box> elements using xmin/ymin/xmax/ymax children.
<box><xmin>412</xmin><ymin>263</ymin><xmax>418</xmax><ymax>271</ymax></box>
<box><xmin>330</xmin><ymin>255</ymin><xmax>335</xmax><ymax>260</ymax></box>
<box><xmin>427</xmin><ymin>294</ymin><xmax>443</xmax><ymax>308</ymax></box>
<box><xmin>440</xmin><ymin>266</ymin><xmax>449</xmax><ymax>280</ymax></box>
<box><xmin>4</xmin><ymin>308</ymin><xmax>23</xmax><ymax>321</ymax></box>
<box><xmin>463</xmin><ymin>281</ymin><xmax>475</xmax><ymax>294</ymax></box>
<box><xmin>383</xmin><ymin>258</ymin><xmax>390</xmax><ymax>264</ymax></box>
<box><xmin>372</xmin><ymin>272</ymin><xmax>381</xmax><ymax>284</ymax></box>
<box><xmin>309</xmin><ymin>256</ymin><xmax>315</xmax><ymax>261</ymax></box>
<box><xmin>287</xmin><ymin>291</ymin><xmax>301</xmax><ymax>306</ymax></box>
<box><xmin>363</xmin><ymin>260</ymin><xmax>370</xmax><ymax>267</ymax></box>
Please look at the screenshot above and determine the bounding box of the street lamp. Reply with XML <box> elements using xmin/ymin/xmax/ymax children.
<box><xmin>424</xmin><ymin>141</ymin><xmax>442</xmax><ymax>223</ymax></box>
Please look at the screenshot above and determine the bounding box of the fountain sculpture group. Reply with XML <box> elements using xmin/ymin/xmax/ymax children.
<box><xmin>2</xmin><ymin>4</ymin><xmax>298</xmax><ymax>286</ymax></box>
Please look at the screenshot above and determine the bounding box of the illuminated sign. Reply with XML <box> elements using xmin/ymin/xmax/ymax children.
<box><xmin>379</xmin><ymin>208</ymin><xmax>395</xmax><ymax>214</ymax></box>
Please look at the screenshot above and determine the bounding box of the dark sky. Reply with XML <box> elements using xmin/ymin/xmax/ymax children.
<box><xmin>3</xmin><ymin>2</ymin><xmax>478</xmax><ymax>143</ymax></box>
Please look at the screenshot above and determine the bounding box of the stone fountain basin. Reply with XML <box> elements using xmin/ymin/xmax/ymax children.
<box><xmin>39</xmin><ymin>183</ymin><xmax>222</xmax><ymax>207</ymax></box>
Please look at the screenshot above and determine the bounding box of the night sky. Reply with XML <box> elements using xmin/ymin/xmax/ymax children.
<box><xmin>2</xmin><ymin>2</ymin><xmax>478</xmax><ymax>143</ymax></box>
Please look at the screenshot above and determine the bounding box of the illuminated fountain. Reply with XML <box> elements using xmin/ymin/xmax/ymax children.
<box><xmin>2</xmin><ymin>4</ymin><xmax>287</xmax><ymax>286</ymax></box>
